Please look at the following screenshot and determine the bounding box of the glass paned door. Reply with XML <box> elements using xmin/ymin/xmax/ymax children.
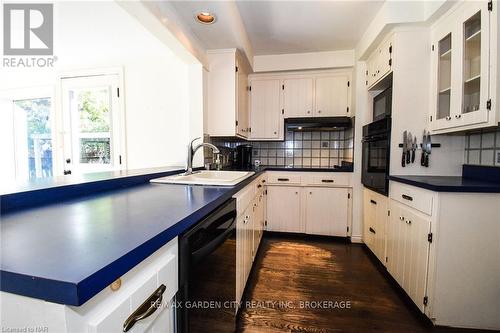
<box><xmin>13</xmin><ymin>97</ymin><xmax>54</xmax><ymax>179</ymax></box>
<box><xmin>437</xmin><ymin>33</ymin><xmax>452</xmax><ymax>121</ymax></box>
<box><xmin>459</xmin><ymin>3</ymin><xmax>489</xmax><ymax>125</ymax></box>
<box><xmin>61</xmin><ymin>74</ymin><xmax>122</xmax><ymax>175</ymax></box>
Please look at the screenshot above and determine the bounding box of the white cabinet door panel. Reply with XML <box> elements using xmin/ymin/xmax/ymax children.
<box><xmin>315</xmin><ymin>76</ymin><xmax>349</xmax><ymax>117</ymax></box>
<box><xmin>305</xmin><ymin>187</ymin><xmax>348</xmax><ymax>237</ymax></box>
<box><xmin>283</xmin><ymin>78</ymin><xmax>313</xmax><ymax>117</ymax></box>
<box><xmin>250</xmin><ymin>79</ymin><xmax>281</xmax><ymax>140</ymax></box>
<box><xmin>266</xmin><ymin>186</ymin><xmax>301</xmax><ymax>233</ymax></box>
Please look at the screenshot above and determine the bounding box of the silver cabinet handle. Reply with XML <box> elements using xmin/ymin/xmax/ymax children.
<box><xmin>123</xmin><ymin>284</ymin><xmax>166</xmax><ymax>332</ymax></box>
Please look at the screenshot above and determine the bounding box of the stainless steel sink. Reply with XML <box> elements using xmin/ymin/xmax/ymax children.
<box><xmin>150</xmin><ymin>170</ymin><xmax>255</xmax><ymax>186</ymax></box>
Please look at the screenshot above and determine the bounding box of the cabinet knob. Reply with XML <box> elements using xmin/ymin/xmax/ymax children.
<box><xmin>318</xmin><ymin>110</ymin><xmax>322</xmax><ymax>113</ymax></box>
<box><xmin>295</xmin><ymin>191</ymin><xmax>298</xmax><ymax>194</ymax></box>
<box><xmin>446</xmin><ymin>116</ymin><xmax>452</xmax><ymax>121</ymax></box>
<box><xmin>274</xmin><ymin>131</ymin><xmax>277</xmax><ymax>135</ymax></box>
<box><xmin>307</xmin><ymin>110</ymin><xmax>311</xmax><ymax>114</ymax></box>
<box><xmin>309</xmin><ymin>191</ymin><xmax>312</xmax><ymax>195</ymax></box>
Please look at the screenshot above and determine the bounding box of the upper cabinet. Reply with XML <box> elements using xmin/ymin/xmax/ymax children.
<box><xmin>283</xmin><ymin>78</ymin><xmax>314</xmax><ymax>117</ymax></box>
<box><xmin>249</xmin><ymin>79</ymin><xmax>282</xmax><ymax>140</ymax></box>
<box><xmin>207</xmin><ymin>49</ymin><xmax>251</xmax><ymax>138</ymax></box>
<box><xmin>430</xmin><ymin>1</ymin><xmax>499</xmax><ymax>134</ymax></box>
<box><xmin>315</xmin><ymin>75</ymin><xmax>350</xmax><ymax>116</ymax></box>
<box><xmin>366</xmin><ymin>35</ymin><xmax>393</xmax><ymax>89</ymax></box>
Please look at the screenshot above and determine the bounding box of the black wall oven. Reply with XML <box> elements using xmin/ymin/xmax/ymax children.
<box><xmin>177</xmin><ymin>198</ymin><xmax>237</xmax><ymax>333</ymax></box>
<box><xmin>362</xmin><ymin>118</ymin><xmax>391</xmax><ymax>196</ymax></box>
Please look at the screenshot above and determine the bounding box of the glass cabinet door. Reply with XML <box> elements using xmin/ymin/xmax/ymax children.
<box><xmin>437</xmin><ymin>33</ymin><xmax>452</xmax><ymax>121</ymax></box>
<box><xmin>459</xmin><ymin>3</ymin><xmax>489</xmax><ymax>124</ymax></box>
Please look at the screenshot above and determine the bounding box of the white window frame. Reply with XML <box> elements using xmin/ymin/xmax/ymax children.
<box><xmin>57</xmin><ymin>67</ymin><xmax>127</xmax><ymax>175</ymax></box>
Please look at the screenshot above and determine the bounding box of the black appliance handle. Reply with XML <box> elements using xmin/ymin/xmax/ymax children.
<box><xmin>191</xmin><ymin>212</ymin><xmax>236</xmax><ymax>263</ymax></box>
<box><xmin>362</xmin><ymin>134</ymin><xmax>388</xmax><ymax>142</ymax></box>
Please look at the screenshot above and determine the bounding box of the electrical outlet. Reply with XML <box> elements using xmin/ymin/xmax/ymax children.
<box><xmin>321</xmin><ymin>141</ymin><xmax>329</xmax><ymax>148</ymax></box>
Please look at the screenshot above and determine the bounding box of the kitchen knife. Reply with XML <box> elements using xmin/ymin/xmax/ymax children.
<box><xmin>406</xmin><ymin>132</ymin><xmax>412</xmax><ymax>164</ymax></box>
<box><xmin>425</xmin><ymin>131</ymin><xmax>431</xmax><ymax>167</ymax></box>
<box><xmin>421</xmin><ymin>131</ymin><xmax>427</xmax><ymax>166</ymax></box>
<box><xmin>402</xmin><ymin>130</ymin><xmax>407</xmax><ymax>167</ymax></box>
<box><xmin>412</xmin><ymin>135</ymin><xmax>417</xmax><ymax>163</ymax></box>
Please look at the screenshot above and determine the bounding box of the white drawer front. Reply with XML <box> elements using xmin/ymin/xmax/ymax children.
<box><xmin>390</xmin><ymin>181</ymin><xmax>434</xmax><ymax>216</ymax></box>
<box><xmin>266</xmin><ymin>172</ymin><xmax>301</xmax><ymax>185</ymax></box>
<box><xmin>305</xmin><ymin>173</ymin><xmax>350</xmax><ymax>187</ymax></box>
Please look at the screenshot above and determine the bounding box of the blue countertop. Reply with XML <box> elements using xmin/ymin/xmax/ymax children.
<box><xmin>0</xmin><ymin>166</ymin><xmax>352</xmax><ymax>306</ymax></box>
<box><xmin>390</xmin><ymin>165</ymin><xmax>500</xmax><ymax>193</ymax></box>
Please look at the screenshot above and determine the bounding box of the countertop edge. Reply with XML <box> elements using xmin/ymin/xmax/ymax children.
<box><xmin>389</xmin><ymin>175</ymin><xmax>500</xmax><ymax>193</ymax></box>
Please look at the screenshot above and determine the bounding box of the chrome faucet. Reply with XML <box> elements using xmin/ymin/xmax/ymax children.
<box><xmin>185</xmin><ymin>137</ymin><xmax>220</xmax><ymax>175</ymax></box>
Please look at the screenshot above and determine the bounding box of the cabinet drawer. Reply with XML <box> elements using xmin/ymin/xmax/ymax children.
<box><xmin>305</xmin><ymin>173</ymin><xmax>350</xmax><ymax>187</ymax></box>
<box><xmin>390</xmin><ymin>182</ymin><xmax>434</xmax><ymax>216</ymax></box>
<box><xmin>266</xmin><ymin>173</ymin><xmax>301</xmax><ymax>185</ymax></box>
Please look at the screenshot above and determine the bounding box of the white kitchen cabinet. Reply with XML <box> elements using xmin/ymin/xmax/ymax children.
<box><xmin>387</xmin><ymin>200</ymin><xmax>431</xmax><ymax>313</ymax></box>
<box><xmin>283</xmin><ymin>78</ymin><xmax>314</xmax><ymax>117</ymax></box>
<box><xmin>249</xmin><ymin>79</ymin><xmax>283</xmax><ymax>140</ymax></box>
<box><xmin>266</xmin><ymin>185</ymin><xmax>302</xmax><ymax>233</ymax></box>
<box><xmin>207</xmin><ymin>49</ymin><xmax>252</xmax><ymax>138</ymax></box>
<box><xmin>0</xmin><ymin>238</ymin><xmax>178</xmax><ymax>333</ymax></box>
<box><xmin>363</xmin><ymin>188</ymin><xmax>389</xmax><ymax>264</ymax></box>
<box><xmin>315</xmin><ymin>75</ymin><xmax>350</xmax><ymax>116</ymax></box>
<box><xmin>366</xmin><ymin>35</ymin><xmax>393</xmax><ymax>89</ymax></box>
<box><xmin>430</xmin><ymin>1</ymin><xmax>499</xmax><ymax>133</ymax></box>
<box><xmin>305</xmin><ymin>187</ymin><xmax>349</xmax><ymax>237</ymax></box>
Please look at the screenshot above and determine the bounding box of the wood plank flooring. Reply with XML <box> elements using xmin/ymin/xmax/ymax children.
<box><xmin>237</xmin><ymin>235</ymin><xmax>495</xmax><ymax>333</ymax></box>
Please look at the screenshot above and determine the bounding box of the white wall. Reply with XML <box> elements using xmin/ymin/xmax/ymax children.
<box><xmin>0</xmin><ymin>1</ymin><xmax>202</xmax><ymax>173</ymax></box>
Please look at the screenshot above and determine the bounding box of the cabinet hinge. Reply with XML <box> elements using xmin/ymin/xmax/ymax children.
<box><xmin>249</xmin><ymin>86</ymin><xmax>252</xmax><ymax>92</ymax></box>
<box><xmin>348</xmin><ymin>193</ymin><xmax>351</xmax><ymax>199</ymax></box>
<box><xmin>265</xmin><ymin>189</ymin><xmax>267</xmax><ymax>195</ymax></box>
<box><xmin>235</xmin><ymin>66</ymin><xmax>238</xmax><ymax>72</ymax></box>
<box><xmin>347</xmin><ymin>226</ymin><xmax>349</xmax><ymax>232</ymax></box>
<box><xmin>388</xmin><ymin>58</ymin><xmax>392</xmax><ymax>67</ymax></box>
<box><xmin>249</xmin><ymin>127</ymin><xmax>252</xmax><ymax>133</ymax></box>
<box><xmin>365</xmin><ymin>80</ymin><xmax>368</xmax><ymax>86</ymax></box>
<box><xmin>430</xmin><ymin>115</ymin><xmax>433</xmax><ymax>122</ymax></box>
<box><xmin>365</xmin><ymin>70</ymin><xmax>368</xmax><ymax>76</ymax></box>
<box><xmin>432</xmin><ymin>44</ymin><xmax>435</xmax><ymax>51</ymax></box>
<box><xmin>385</xmin><ymin>256</ymin><xmax>388</xmax><ymax>263</ymax></box>
<box><xmin>423</xmin><ymin>296</ymin><xmax>428</xmax><ymax>306</ymax></box>
<box><xmin>488</xmin><ymin>0</ymin><xmax>492</xmax><ymax>11</ymax></box>
<box><xmin>282</xmin><ymin>84</ymin><xmax>285</xmax><ymax>90</ymax></box>
<box><xmin>235</xmin><ymin>120</ymin><xmax>239</xmax><ymax>126</ymax></box>
<box><xmin>119</xmin><ymin>155</ymin><xmax>122</xmax><ymax>165</ymax></box>
<box><xmin>428</xmin><ymin>233</ymin><xmax>433</xmax><ymax>243</ymax></box>
<box><xmin>117</xmin><ymin>87</ymin><xmax>120</xmax><ymax>98</ymax></box>
<box><xmin>388</xmin><ymin>210</ymin><xmax>391</xmax><ymax>217</ymax></box>
<box><xmin>282</xmin><ymin>109</ymin><xmax>284</xmax><ymax>115</ymax></box>
<box><xmin>347</xmin><ymin>81</ymin><xmax>350</xmax><ymax>87</ymax></box>
<box><xmin>347</xmin><ymin>107</ymin><xmax>349</xmax><ymax>113</ymax></box>
<box><xmin>264</xmin><ymin>220</ymin><xmax>267</xmax><ymax>226</ymax></box>
<box><xmin>487</xmin><ymin>99</ymin><xmax>492</xmax><ymax>110</ymax></box>
<box><xmin>389</xmin><ymin>45</ymin><xmax>392</xmax><ymax>54</ymax></box>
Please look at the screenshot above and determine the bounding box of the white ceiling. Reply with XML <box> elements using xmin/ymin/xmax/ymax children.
<box><xmin>169</xmin><ymin>1</ymin><xmax>384</xmax><ymax>56</ymax></box>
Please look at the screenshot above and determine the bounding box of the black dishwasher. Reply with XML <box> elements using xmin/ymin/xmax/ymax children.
<box><xmin>177</xmin><ymin>198</ymin><xmax>237</xmax><ymax>333</ymax></box>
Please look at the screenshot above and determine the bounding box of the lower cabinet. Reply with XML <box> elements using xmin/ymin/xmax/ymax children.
<box><xmin>386</xmin><ymin>201</ymin><xmax>431</xmax><ymax>312</ymax></box>
<box><xmin>0</xmin><ymin>238</ymin><xmax>178</xmax><ymax>333</ymax></box>
<box><xmin>363</xmin><ymin>188</ymin><xmax>389</xmax><ymax>263</ymax></box>
<box><xmin>305</xmin><ymin>187</ymin><xmax>349</xmax><ymax>237</ymax></box>
<box><xmin>266</xmin><ymin>186</ymin><xmax>302</xmax><ymax>233</ymax></box>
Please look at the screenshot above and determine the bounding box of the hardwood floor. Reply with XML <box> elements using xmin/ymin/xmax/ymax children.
<box><xmin>237</xmin><ymin>235</ymin><xmax>495</xmax><ymax>333</ymax></box>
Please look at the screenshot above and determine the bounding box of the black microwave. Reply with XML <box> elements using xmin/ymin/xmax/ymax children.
<box><xmin>373</xmin><ymin>86</ymin><xmax>392</xmax><ymax>121</ymax></box>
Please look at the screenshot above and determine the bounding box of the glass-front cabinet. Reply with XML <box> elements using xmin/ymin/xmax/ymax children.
<box><xmin>430</xmin><ymin>1</ymin><xmax>494</xmax><ymax>133</ymax></box>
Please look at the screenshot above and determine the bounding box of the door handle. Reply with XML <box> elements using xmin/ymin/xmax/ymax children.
<box><xmin>321</xmin><ymin>179</ymin><xmax>334</xmax><ymax>183</ymax></box>
<box><xmin>123</xmin><ymin>284</ymin><xmax>166</xmax><ymax>332</ymax></box>
<box><xmin>277</xmin><ymin>178</ymin><xmax>289</xmax><ymax>181</ymax></box>
<box><xmin>370</xmin><ymin>199</ymin><xmax>377</xmax><ymax>205</ymax></box>
<box><xmin>63</xmin><ymin>170</ymin><xmax>72</xmax><ymax>175</ymax></box>
<box><xmin>369</xmin><ymin>227</ymin><xmax>376</xmax><ymax>234</ymax></box>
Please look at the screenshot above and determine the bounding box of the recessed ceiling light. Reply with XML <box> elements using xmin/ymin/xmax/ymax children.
<box><xmin>196</xmin><ymin>12</ymin><xmax>216</xmax><ymax>24</ymax></box>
